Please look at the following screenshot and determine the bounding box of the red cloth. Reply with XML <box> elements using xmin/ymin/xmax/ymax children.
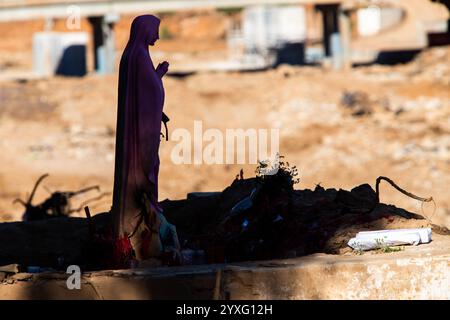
<box><xmin>112</xmin><ymin>235</ymin><xmax>134</xmax><ymax>269</ymax></box>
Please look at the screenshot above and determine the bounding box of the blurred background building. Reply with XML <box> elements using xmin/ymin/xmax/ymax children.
<box><xmin>0</xmin><ymin>0</ymin><xmax>448</xmax><ymax>76</ymax></box>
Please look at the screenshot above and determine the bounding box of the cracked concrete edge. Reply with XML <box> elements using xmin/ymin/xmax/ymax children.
<box><xmin>0</xmin><ymin>236</ymin><xmax>449</xmax><ymax>299</ymax></box>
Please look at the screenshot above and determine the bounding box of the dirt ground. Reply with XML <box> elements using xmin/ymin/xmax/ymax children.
<box><xmin>0</xmin><ymin>12</ymin><xmax>448</xmax><ymax>231</ymax></box>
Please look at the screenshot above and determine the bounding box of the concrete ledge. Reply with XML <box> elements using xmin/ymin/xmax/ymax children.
<box><xmin>1</xmin><ymin>236</ymin><xmax>449</xmax><ymax>300</ymax></box>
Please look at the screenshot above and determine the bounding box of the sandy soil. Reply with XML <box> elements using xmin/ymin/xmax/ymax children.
<box><xmin>0</xmin><ymin>46</ymin><xmax>448</xmax><ymax>228</ymax></box>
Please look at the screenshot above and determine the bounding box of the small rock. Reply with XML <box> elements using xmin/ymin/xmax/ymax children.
<box><xmin>11</xmin><ymin>273</ymin><xmax>33</xmax><ymax>281</ymax></box>
<box><xmin>0</xmin><ymin>264</ymin><xmax>19</xmax><ymax>274</ymax></box>
<box><xmin>340</xmin><ymin>90</ymin><xmax>373</xmax><ymax>116</ymax></box>
<box><xmin>336</xmin><ymin>184</ymin><xmax>378</xmax><ymax>212</ymax></box>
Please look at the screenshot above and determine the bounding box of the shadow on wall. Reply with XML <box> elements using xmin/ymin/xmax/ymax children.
<box><xmin>55</xmin><ymin>45</ymin><xmax>87</xmax><ymax>77</ymax></box>
<box><xmin>274</xmin><ymin>42</ymin><xmax>305</xmax><ymax>66</ymax></box>
<box><xmin>354</xmin><ymin>49</ymin><xmax>422</xmax><ymax>67</ymax></box>
<box><xmin>374</xmin><ymin>49</ymin><xmax>421</xmax><ymax>65</ymax></box>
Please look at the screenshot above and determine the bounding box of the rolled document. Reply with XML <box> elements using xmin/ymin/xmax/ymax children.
<box><xmin>348</xmin><ymin>228</ymin><xmax>432</xmax><ymax>251</ymax></box>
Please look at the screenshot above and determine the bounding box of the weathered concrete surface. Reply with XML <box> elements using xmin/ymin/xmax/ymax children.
<box><xmin>1</xmin><ymin>235</ymin><xmax>448</xmax><ymax>300</ymax></box>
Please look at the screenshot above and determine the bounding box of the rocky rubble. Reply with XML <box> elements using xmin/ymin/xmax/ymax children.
<box><xmin>1</xmin><ymin>164</ymin><xmax>442</xmax><ymax>271</ymax></box>
<box><xmin>162</xmin><ymin>169</ymin><xmax>436</xmax><ymax>263</ymax></box>
<box><xmin>354</xmin><ymin>45</ymin><xmax>450</xmax><ymax>85</ymax></box>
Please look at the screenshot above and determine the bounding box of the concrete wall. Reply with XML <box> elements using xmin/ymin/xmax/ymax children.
<box><xmin>33</xmin><ymin>32</ymin><xmax>88</xmax><ymax>76</ymax></box>
<box><xmin>1</xmin><ymin>236</ymin><xmax>448</xmax><ymax>300</ymax></box>
<box><xmin>357</xmin><ymin>6</ymin><xmax>403</xmax><ymax>37</ymax></box>
<box><xmin>242</xmin><ymin>5</ymin><xmax>306</xmax><ymax>53</ymax></box>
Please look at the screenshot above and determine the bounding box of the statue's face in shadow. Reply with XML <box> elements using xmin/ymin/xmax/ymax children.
<box><xmin>149</xmin><ymin>28</ymin><xmax>160</xmax><ymax>46</ymax></box>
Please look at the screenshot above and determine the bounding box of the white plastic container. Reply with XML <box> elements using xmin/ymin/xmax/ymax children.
<box><xmin>348</xmin><ymin>228</ymin><xmax>432</xmax><ymax>251</ymax></box>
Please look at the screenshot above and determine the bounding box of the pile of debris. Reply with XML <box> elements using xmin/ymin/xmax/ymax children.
<box><xmin>354</xmin><ymin>45</ymin><xmax>450</xmax><ymax>86</ymax></box>
<box><xmin>162</xmin><ymin>162</ymin><xmax>441</xmax><ymax>264</ymax></box>
<box><xmin>340</xmin><ymin>90</ymin><xmax>374</xmax><ymax>117</ymax></box>
<box><xmin>13</xmin><ymin>173</ymin><xmax>109</xmax><ymax>221</ymax></box>
<box><xmin>0</xmin><ymin>162</ymin><xmax>447</xmax><ymax>271</ymax></box>
<box><xmin>404</xmin><ymin>45</ymin><xmax>450</xmax><ymax>85</ymax></box>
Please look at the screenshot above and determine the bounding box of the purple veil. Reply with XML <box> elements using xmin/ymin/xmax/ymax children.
<box><xmin>112</xmin><ymin>15</ymin><xmax>164</xmax><ymax>239</ymax></box>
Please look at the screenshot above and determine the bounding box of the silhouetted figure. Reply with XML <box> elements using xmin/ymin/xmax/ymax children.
<box><xmin>111</xmin><ymin>15</ymin><xmax>171</xmax><ymax>266</ymax></box>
